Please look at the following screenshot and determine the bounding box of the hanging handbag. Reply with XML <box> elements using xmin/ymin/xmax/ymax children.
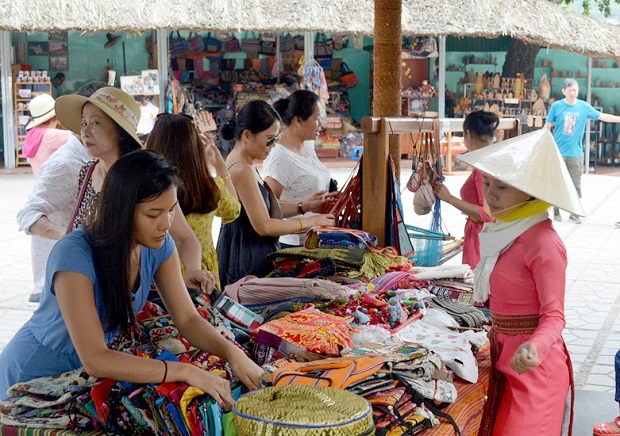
<box><xmin>258</xmin><ymin>39</ymin><xmax>276</xmax><ymax>55</ymax></box>
<box><xmin>242</xmin><ymin>32</ymin><xmax>260</xmax><ymax>57</ymax></box>
<box><xmin>294</xmin><ymin>35</ymin><xmax>305</xmax><ymax>50</ymax></box>
<box><xmin>280</xmin><ymin>35</ymin><xmax>296</xmax><ymax>53</ymax></box>
<box><xmin>203</xmin><ymin>33</ymin><xmax>222</xmax><ymax>55</ymax></box>
<box><xmin>188</xmin><ymin>32</ymin><xmax>205</xmax><ymax>53</ymax></box>
<box><xmin>226</xmin><ymin>36</ymin><xmax>241</xmax><ymax>52</ymax></box>
<box><xmin>169</xmin><ymin>31</ymin><xmax>188</xmax><ymax>57</ymax></box>
<box><xmin>333</xmin><ymin>34</ymin><xmax>348</xmax><ymax>51</ymax></box>
<box><xmin>340</xmin><ymin>62</ymin><xmax>358</xmax><ymax>88</ymax></box>
<box><xmin>314</xmin><ymin>33</ymin><xmax>334</xmax><ymax>60</ymax></box>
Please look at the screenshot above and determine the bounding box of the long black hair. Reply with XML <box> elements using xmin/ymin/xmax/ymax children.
<box><xmin>86</xmin><ymin>150</ymin><xmax>178</xmax><ymax>333</ymax></box>
<box><xmin>219</xmin><ymin>100</ymin><xmax>281</xmax><ymax>141</ymax></box>
<box><xmin>273</xmin><ymin>90</ymin><xmax>319</xmax><ymax>126</ymax></box>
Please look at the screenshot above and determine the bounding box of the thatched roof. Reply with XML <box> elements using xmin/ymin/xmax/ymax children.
<box><xmin>1</xmin><ymin>0</ymin><xmax>619</xmax><ymax>58</ymax></box>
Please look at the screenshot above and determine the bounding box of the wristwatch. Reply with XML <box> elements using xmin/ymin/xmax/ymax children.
<box><xmin>298</xmin><ymin>201</ymin><xmax>305</xmax><ymax>214</ymax></box>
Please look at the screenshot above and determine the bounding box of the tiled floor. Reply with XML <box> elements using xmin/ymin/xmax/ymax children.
<box><xmin>1</xmin><ymin>164</ymin><xmax>620</xmax><ymax>431</ymax></box>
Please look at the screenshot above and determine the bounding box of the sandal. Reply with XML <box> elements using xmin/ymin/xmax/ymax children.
<box><xmin>593</xmin><ymin>417</ymin><xmax>620</xmax><ymax>435</ymax></box>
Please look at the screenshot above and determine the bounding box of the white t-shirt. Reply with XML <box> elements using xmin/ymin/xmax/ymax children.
<box><xmin>263</xmin><ymin>141</ymin><xmax>331</xmax><ymax>245</ymax></box>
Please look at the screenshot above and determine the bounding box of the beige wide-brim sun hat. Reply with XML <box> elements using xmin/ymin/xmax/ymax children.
<box><xmin>25</xmin><ymin>94</ymin><xmax>57</xmax><ymax>131</ymax></box>
<box><xmin>456</xmin><ymin>128</ymin><xmax>585</xmax><ymax>217</ymax></box>
<box><xmin>55</xmin><ymin>86</ymin><xmax>142</xmax><ymax>148</ymax></box>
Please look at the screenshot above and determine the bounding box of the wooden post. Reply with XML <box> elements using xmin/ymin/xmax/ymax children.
<box><xmin>362</xmin><ymin>118</ymin><xmax>390</xmax><ymax>246</ymax></box>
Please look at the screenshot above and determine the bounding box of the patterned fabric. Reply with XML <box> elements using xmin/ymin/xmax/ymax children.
<box><xmin>92</xmin><ymin>89</ymin><xmax>139</xmax><ymax>129</ymax></box>
<box><xmin>69</xmin><ymin>161</ymin><xmax>99</xmax><ymax>231</ymax></box>
<box><xmin>252</xmin><ymin>307</ymin><xmax>355</xmax><ymax>356</ymax></box>
<box><xmin>233</xmin><ymin>386</ymin><xmax>375</xmax><ymax>435</ymax></box>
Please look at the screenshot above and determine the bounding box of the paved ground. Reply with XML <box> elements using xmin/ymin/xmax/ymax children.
<box><xmin>1</xmin><ymin>161</ymin><xmax>620</xmax><ymax>432</ymax></box>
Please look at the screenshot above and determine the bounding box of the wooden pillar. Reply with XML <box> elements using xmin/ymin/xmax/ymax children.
<box><xmin>362</xmin><ymin>0</ymin><xmax>402</xmax><ymax>244</ymax></box>
<box><xmin>372</xmin><ymin>0</ymin><xmax>403</xmax><ymax>176</ymax></box>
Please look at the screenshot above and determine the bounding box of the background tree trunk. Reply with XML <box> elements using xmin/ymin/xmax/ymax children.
<box><xmin>502</xmin><ymin>38</ymin><xmax>540</xmax><ymax>80</ymax></box>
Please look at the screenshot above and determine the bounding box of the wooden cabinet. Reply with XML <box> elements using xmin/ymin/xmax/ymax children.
<box><xmin>14</xmin><ymin>79</ymin><xmax>53</xmax><ymax>166</ymax></box>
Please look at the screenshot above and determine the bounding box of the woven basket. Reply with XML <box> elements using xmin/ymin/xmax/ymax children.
<box><xmin>233</xmin><ymin>386</ymin><xmax>375</xmax><ymax>435</ymax></box>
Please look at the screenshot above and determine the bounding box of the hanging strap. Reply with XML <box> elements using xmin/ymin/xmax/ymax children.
<box><xmin>66</xmin><ymin>161</ymin><xmax>98</xmax><ymax>234</ymax></box>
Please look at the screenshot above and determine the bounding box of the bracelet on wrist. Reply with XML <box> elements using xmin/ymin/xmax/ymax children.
<box><xmin>221</xmin><ymin>173</ymin><xmax>231</xmax><ymax>182</ymax></box>
<box><xmin>297</xmin><ymin>201</ymin><xmax>305</xmax><ymax>214</ymax></box>
<box><xmin>297</xmin><ymin>218</ymin><xmax>304</xmax><ymax>231</ymax></box>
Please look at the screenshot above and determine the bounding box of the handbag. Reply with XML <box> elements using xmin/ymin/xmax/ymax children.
<box><xmin>280</xmin><ymin>35</ymin><xmax>296</xmax><ymax>53</ymax></box>
<box><xmin>242</xmin><ymin>32</ymin><xmax>260</xmax><ymax>57</ymax></box>
<box><xmin>258</xmin><ymin>39</ymin><xmax>276</xmax><ymax>55</ymax></box>
<box><xmin>340</xmin><ymin>62</ymin><xmax>358</xmax><ymax>88</ymax></box>
<box><xmin>169</xmin><ymin>31</ymin><xmax>188</xmax><ymax>57</ymax></box>
<box><xmin>66</xmin><ymin>161</ymin><xmax>97</xmax><ymax>234</ymax></box>
<box><xmin>226</xmin><ymin>36</ymin><xmax>241</xmax><ymax>52</ymax></box>
<box><xmin>188</xmin><ymin>32</ymin><xmax>205</xmax><ymax>53</ymax></box>
<box><xmin>203</xmin><ymin>33</ymin><xmax>222</xmax><ymax>55</ymax></box>
<box><xmin>314</xmin><ymin>33</ymin><xmax>334</xmax><ymax>60</ymax></box>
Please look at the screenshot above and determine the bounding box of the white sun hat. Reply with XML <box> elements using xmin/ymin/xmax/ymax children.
<box><xmin>456</xmin><ymin>128</ymin><xmax>585</xmax><ymax>216</ymax></box>
<box><xmin>25</xmin><ymin>94</ymin><xmax>57</xmax><ymax>131</ymax></box>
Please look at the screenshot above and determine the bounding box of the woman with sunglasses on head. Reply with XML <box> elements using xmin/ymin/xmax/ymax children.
<box><xmin>216</xmin><ymin>100</ymin><xmax>335</xmax><ymax>288</ymax></box>
<box><xmin>0</xmin><ymin>150</ymin><xmax>263</xmax><ymax>404</ymax></box>
<box><xmin>263</xmin><ymin>90</ymin><xmax>338</xmax><ymax>248</ymax></box>
<box><xmin>54</xmin><ymin>87</ymin><xmax>217</xmax><ymax>294</ymax></box>
<box><xmin>146</xmin><ymin>113</ymin><xmax>239</xmax><ymax>291</ymax></box>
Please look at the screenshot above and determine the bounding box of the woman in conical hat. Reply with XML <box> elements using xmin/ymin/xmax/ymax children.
<box><xmin>457</xmin><ymin>129</ymin><xmax>581</xmax><ymax>436</ymax></box>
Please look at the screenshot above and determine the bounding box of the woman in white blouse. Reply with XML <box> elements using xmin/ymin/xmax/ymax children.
<box><xmin>263</xmin><ymin>90</ymin><xmax>335</xmax><ymax>247</ymax></box>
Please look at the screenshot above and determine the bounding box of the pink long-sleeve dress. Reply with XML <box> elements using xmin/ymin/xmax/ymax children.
<box><xmin>486</xmin><ymin>219</ymin><xmax>571</xmax><ymax>435</ymax></box>
<box><xmin>460</xmin><ymin>169</ymin><xmax>493</xmax><ymax>269</ymax></box>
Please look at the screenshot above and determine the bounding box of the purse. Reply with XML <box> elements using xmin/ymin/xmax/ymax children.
<box><xmin>169</xmin><ymin>31</ymin><xmax>188</xmax><ymax>57</ymax></box>
<box><xmin>258</xmin><ymin>39</ymin><xmax>276</xmax><ymax>55</ymax></box>
<box><xmin>340</xmin><ymin>62</ymin><xmax>358</xmax><ymax>88</ymax></box>
<box><xmin>304</xmin><ymin>226</ymin><xmax>378</xmax><ymax>250</ymax></box>
<box><xmin>188</xmin><ymin>32</ymin><xmax>205</xmax><ymax>53</ymax></box>
<box><xmin>314</xmin><ymin>33</ymin><xmax>334</xmax><ymax>60</ymax></box>
<box><xmin>280</xmin><ymin>35</ymin><xmax>296</xmax><ymax>53</ymax></box>
<box><xmin>226</xmin><ymin>36</ymin><xmax>241</xmax><ymax>52</ymax></box>
<box><xmin>242</xmin><ymin>32</ymin><xmax>260</xmax><ymax>57</ymax></box>
<box><xmin>66</xmin><ymin>161</ymin><xmax>97</xmax><ymax>234</ymax></box>
<box><xmin>204</xmin><ymin>33</ymin><xmax>222</xmax><ymax>55</ymax></box>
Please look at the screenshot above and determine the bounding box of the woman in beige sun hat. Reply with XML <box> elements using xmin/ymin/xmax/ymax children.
<box><xmin>456</xmin><ymin>128</ymin><xmax>581</xmax><ymax>436</ymax></box>
<box><xmin>23</xmin><ymin>93</ymin><xmax>70</xmax><ymax>177</ymax></box>
<box><xmin>55</xmin><ymin>86</ymin><xmax>218</xmax><ymax>294</ymax></box>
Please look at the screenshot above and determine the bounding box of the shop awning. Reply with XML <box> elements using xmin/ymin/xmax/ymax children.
<box><xmin>1</xmin><ymin>0</ymin><xmax>619</xmax><ymax>58</ymax></box>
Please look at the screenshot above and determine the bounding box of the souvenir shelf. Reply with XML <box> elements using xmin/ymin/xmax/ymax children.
<box><xmin>13</xmin><ymin>75</ymin><xmax>53</xmax><ymax>167</ymax></box>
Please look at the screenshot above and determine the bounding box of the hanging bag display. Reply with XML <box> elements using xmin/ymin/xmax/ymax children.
<box><xmin>340</xmin><ymin>62</ymin><xmax>358</xmax><ymax>88</ymax></box>
<box><xmin>280</xmin><ymin>34</ymin><xmax>296</xmax><ymax>53</ymax></box>
<box><xmin>169</xmin><ymin>31</ymin><xmax>188</xmax><ymax>57</ymax></box>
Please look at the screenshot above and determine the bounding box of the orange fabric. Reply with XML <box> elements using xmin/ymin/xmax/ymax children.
<box><xmin>271</xmin><ymin>355</ymin><xmax>385</xmax><ymax>389</ymax></box>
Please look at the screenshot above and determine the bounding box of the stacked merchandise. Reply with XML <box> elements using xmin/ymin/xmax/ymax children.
<box><xmin>0</xmin><ymin>232</ymin><xmax>490</xmax><ymax>435</ymax></box>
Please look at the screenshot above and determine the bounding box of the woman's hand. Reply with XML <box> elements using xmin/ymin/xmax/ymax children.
<box><xmin>301</xmin><ymin>191</ymin><xmax>340</xmax><ymax>213</ymax></box>
<box><xmin>510</xmin><ymin>342</ymin><xmax>539</xmax><ymax>374</ymax></box>
<box><xmin>201</xmin><ymin>133</ymin><xmax>227</xmax><ymax>174</ymax></box>
<box><xmin>227</xmin><ymin>347</ymin><xmax>264</xmax><ymax>391</ymax></box>
<box><xmin>196</xmin><ymin>110</ymin><xmax>217</xmax><ymax>133</ymax></box>
<box><xmin>308</xmin><ymin>214</ymin><xmax>336</xmax><ymax>227</ymax></box>
<box><xmin>432</xmin><ymin>181</ymin><xmax>453</xmax><ymax>203</ymax></box>
<box><xmin>184</xmin><ymin>269</ymin><xmax>218</xmax><ymax>295</ymax></box>
<box><xmin>184</xmin><ymin>364</ymin><xmax>235</xmax><ymax>409</ymax></box>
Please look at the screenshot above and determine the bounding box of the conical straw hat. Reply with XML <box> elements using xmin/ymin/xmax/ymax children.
<box><xmin>456</xmin><ymin>129</ymin><xmax>585</xmax><ymax>216</ymax></box>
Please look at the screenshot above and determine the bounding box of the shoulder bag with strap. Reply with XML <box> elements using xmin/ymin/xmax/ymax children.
<box><xmin>66</xmin><ymin>160</ymin><xmax>98</xmax><ymax>234</ymax></box>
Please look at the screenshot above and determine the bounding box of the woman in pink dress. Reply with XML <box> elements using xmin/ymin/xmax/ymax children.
<box><xmin>433</xmin><ymin>111</ymin><xmax>499</xmax><ymax>268</ymax></box>
<box><xmin>23</xmin><ymin>94</ymin><xmax>70</xmax><ymax>177</ymax></box>
<box><xmin>458</xmin><ymin>129</ymin><xmax>582</xmax><ymax>436</ymax></box>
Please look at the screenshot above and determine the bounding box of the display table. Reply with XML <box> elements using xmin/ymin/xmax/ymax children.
<box><xmin>424</xmin><ymin>344</ymin><xmax>491</xmax><ymax>436</ymax></box>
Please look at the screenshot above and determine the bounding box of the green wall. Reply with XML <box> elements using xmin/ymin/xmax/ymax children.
<box><xmin>18</xmin><ymin>31</ymin><xmax>151</xmax><ymax>95</ymax></box>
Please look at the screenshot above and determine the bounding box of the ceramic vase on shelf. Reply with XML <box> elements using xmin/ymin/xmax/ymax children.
<box><xmin>513</xmin><ymin>73</ymin><xmax>524</xmax><ymax>99</ymax></box>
